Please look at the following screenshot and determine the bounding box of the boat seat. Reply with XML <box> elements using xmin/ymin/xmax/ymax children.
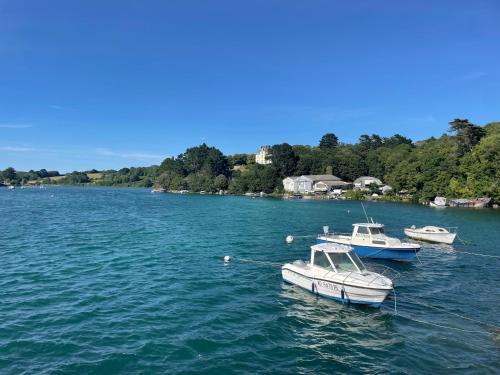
<box><xmin>293</xmin><ymin>260</ymin><xmax>308</xmax><ymax>268</ymax></box>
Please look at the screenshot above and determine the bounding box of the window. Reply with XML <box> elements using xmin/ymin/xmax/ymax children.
<box><xmin>357</xmin><ymin>226</ymin><xmax>369</xmax><ymax>235</ymax></box>
<box><xmin>369</xmin><ymin>227</ymin><xmax>384</xmax><ymax>235</ymax></box>
<box><xmin>313</xmin><ymin>251</ymin><xmax>332</xmax><ymax>270</ymax></box>
<box><xmin>328</xmin><ymin>252</ymin><xmax>359</xmax><ymax>272</ymax></box>
<box><xmin>349</xmin><ymin>253</ymin><xmax>366</xmax><ymax>272</ymax></box>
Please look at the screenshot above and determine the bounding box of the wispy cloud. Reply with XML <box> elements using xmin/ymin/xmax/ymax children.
<box><xmin>0</xmin><ymin>146</ymin><xmax>37</xmax><ymax>152</ymax></box>
<box><xmin>0</xmin><ymin>123</ymin><xmax>33</xmax><ymax>129</ymax></box>
<box><xmin>458</xmin><ymin>71</ymin><xmax>486</xmax><ymax>81</ymax></box>
<box><xmin>49</xmin><ymin>104</ymin><xmax>64</xmax><ymax>110</ymax></box>
<box><xmin>96</xmin><ymin>148</ymin><xmax>163</xmax><ymax>160</ymax></box>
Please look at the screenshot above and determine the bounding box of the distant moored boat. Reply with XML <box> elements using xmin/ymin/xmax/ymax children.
<box><xmin>151</xmin><ymin>188</ymin><xmax>166</xmax><ymax>193</ymax></box>
<box><xmin>429</xmin><ymin>196</ymin><xmax>447</xmax><ymax>207</ymax></box>
<box><xmin>404</xmin><ymin>225</ymin><xmax>457</xmax><ymax>245</ymax></box>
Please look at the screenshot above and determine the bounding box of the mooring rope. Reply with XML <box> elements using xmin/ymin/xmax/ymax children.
<box><xmin>231</xmin><ymin>257</ymin><xmax>283</xmax><ymax>268</ymax></box>
<box><xmin>226</xmin><ymin>253</ymin><xmax>499</xmax><ymax>339</ymax></box>
<box><xmin>451</xmin><ymin>249</ymin><xmax>500</xmax><ymax>259</ymax></box>
<box><xmin>288</xmin><ymin>235</ymin><xmax>318</xmax><ymax>239</ymax></box>
<box><xmin>385</xmin><ymin>297</ymin><xmax>500</xmax><ymax>338</ymax></box>
<box><xmin>395</xmin><ymin>313</ymin><xmax>493</xmax><ymax>335</ymax></box>
<box><xmin>456</xmin><ymin>234</ymin><xmax>474</xmax><ymax>246</ymax></box>
<box><xmin>398</xmin><ymin>299</ymin><xmax>500</xmax><ymax>330</ymax></box>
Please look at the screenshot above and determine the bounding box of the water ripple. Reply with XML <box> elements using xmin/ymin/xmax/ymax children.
<box><xmin>0</xmin><ymin>188</ymin><xmax>499</xmax><ymax>374</ymax></box>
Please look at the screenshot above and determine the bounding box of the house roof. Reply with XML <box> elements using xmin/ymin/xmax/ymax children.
<box><xmin>353</xmin><ymin>176</ymin><xmax>383</xmax><ymax>185</ymax></box>
<box><xmin>302</xmin><ymin>174</ymin><xmax>342</xmax><ymax>181</ymax></box>
<box><xmin>314</xmin><ymin>180</ymin><xmax>350</xmax><ymax>187</ymax></box>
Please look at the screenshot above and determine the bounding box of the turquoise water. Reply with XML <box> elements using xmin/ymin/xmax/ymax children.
<box><xmin>1</xmin><ymin>187</ymin><xmax>499</xmax><ymax>374</ymax></box>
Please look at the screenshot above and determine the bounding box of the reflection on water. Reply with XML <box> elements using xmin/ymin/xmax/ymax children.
<box><xmin>278</xmin><ymin>283</ymin><xmax>403</xmax><ymax>369</ymax></box>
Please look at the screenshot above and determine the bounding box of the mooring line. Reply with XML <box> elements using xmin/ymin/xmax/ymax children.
<box><xmin>286</xmin><ymin>234</ymin><xmax>318</xmax><ymax>239</ymax></box>
<box><xmin>232</xmin><ymin>257</ymin><xmax>282</xmax><ymax>268</ymax></box>
<box><xmin>395</xmin><ymin>313</ymin><xmax>493</xmax><ymax>335</ymax></box>
<box><xmin>398</xmin><ymin>299</ymin><xmax>500</xmax><ymax>330</ymax></box>
<box><xmin>451</xmin><ymin>249</ymin><xmax>500</xmax><ymax>259</ymax></box>
<box><xmin>456</xmin><ymin>234</ymin><xmax>474</xmax><ymax>246</ymax></box>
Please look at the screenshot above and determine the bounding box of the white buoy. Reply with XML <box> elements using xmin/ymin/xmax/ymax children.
<box><xmin>286</xmin><ymin>235</ymin><xmax>294</xmax><ymax>244</ymax></box>
<box><xmin>223</xmin><ymin>255</ymin><xmax>231</xmax><ymax>263</ymax></box>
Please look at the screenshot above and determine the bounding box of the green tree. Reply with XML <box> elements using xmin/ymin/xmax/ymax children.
<box><xmin>213</xmin><ymin>174</ymin><xmax>229</xmax><ymax>191</ymax></box>
<box><xmin>227</xmin><ymin>154</ymin><xmax>248</xmax><ymax>167</ymax></box>
<box><xmin>319</xmin><ymin>133</ymin><xmax>339</xmax><ymax>150</ymax></box>
<box><xmin>271</xmin><ymin>143</ymin><xmax>298</xmax><ymax>178</ymax></box>
<box><xmin>333</xmin><ymin>145</ymin><xmax>366</xmax><ymax>181</ymax></box>
<box><xmin>157</xmin><ymin>171</ymin><xmax>180</xmax><ymax>190</ymax></box>
<box><xmin>59</xmin><ymin>172</ymin><xmax>90</xmax><ymax>184</ymax></box>
<box><xmin>2</xmin><ymin>167</ymin><xmax>17</xmax><ymax>182</ymax></box>
<box><xmin>159</xmin><ymin>157</ymin><xmax>185</xmax><ymax>176</ymax></box>
<box><xmin>181</xmin><ymin>143</ymin><xmax>229</xmax><ymax>177</ymax></box>
<box><xmin>449</xmin><ymin>118</ymin><xmax>486</xmax><ymax>156</ymax></box>
<box><xmin>185</xmin><ymin>172</ymin><xmax>213</xmax><ymax>192</ymax></box>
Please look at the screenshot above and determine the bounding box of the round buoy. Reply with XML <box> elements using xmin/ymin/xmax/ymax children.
<box><xmin>286</xmin><ymin>235</ymin><xmax>294</xmax><ymax>244</ymax></box>
<box><xmin>223</xmin><ymin>255</ymin><xmax>231</xmax><ymax>263</ymax></box>
<box><xmin>493</xmin><ymin>329</ymin><xmax>500</xmax><ymax>343</ymax></box>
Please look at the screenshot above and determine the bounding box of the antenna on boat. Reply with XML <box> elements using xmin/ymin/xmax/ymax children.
<box><xmin>361</xmin><ymin>202</ymin><xmax>371</xmax><ymax>223</ymax></box>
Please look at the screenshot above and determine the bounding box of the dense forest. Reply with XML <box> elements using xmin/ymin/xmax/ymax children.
<box><xmin>2</xmin><ymin>119</ymin><xmax>499</xmax><ymax>202</ymax></box>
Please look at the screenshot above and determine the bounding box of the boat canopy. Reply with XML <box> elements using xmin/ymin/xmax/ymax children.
<box><xmin>311</xmin><ymin>243</ymin><xmax>352</xmax><ymax>253</ymax></box>
<box><xmin>352</xmin><ymin>223</ymin><xmax>384</xmax><ymax>228</ymax></box>
<box><xmin>311</xmin><ymin>243</ymin><xmax>366</xmax><ymax>273</ymax></box>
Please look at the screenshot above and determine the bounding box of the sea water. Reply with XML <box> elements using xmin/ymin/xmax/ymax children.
<box><xmin>1</xmin><ymin>187</ymin><xmax>499</xmax><ymax>374</ymax></box>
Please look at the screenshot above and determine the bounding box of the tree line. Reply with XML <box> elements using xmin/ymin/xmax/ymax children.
<box><xmin>2</xmin><ymin>119</ymin><xmax>499</xmax><ymax>201</ymax></box>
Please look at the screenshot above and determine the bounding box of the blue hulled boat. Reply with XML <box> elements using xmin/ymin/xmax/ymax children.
<box><xmin>317</xmin><ymin>223</ymin><xmax>421</xmax><ymax>262</ymax></box>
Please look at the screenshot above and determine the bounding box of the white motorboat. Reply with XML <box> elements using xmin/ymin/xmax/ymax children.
<box><xmin>318</xmin><ymin>223</ymin><xmax>421</xmax><ymax>261</ymax></box>
<box><xmin>430</xmin><ymin>196</ymin><xmax>447</xmax><ymax>207</ymax></box>
<box><xmin>151</xmin><ymin>188</ymin><xmax>166</xmax><ymax>193</ymax></box>
<box><xmin>404</xmin><ymin>225</ymin><xmax>457</xmax><ymax>245</ymax></box>
<box><xmin>8</xmin><ymin>185</ymin><xmax>15</xmax><ymax>190</ymax></box>
<box><xmin>282</xmin><ymin>243</ymin><xmax>393</xmax><ymax>307</ymax></box>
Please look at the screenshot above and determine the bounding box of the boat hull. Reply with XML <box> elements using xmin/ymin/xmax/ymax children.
<box><xmin>317</xmin><ymin>237</ymin><xmax>419</xmax><ymax>261</ymax></box>
<box><xmin>429</xmin><ymin>202</ymin><xmax>445</xmax><ymax>208</ymax></box>
<box><xmin>282</xmin><ymin>267</ymin><xmax>391</xmax><ymax>307</ymax></box>
<box><xmin>404</xmin><ymin>229</ymin><xmax>456</xmax><ymax>245</ymax></box>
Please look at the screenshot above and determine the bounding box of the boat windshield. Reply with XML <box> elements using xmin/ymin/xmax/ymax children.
<box><xmin>348</xmin><ymin>252</ymin><xmax>366</xmax><ymax>272</ymax></box>
<box><xmin>328</xmin><ymin>252</ymin><xmax>364</xmax><ymax>273</ymax></box>
<box><xmin>313</xmin><ymin>251</ymin><xmax>333</xmax><ymax>270</ymax></box>
<box><xmin>369</xmin><ymin>227</ymin><xmax>385</xmax><ymax>235</ymax></box>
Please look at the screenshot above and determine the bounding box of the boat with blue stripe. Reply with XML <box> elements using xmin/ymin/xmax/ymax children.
<box><xmin>317</xmin><ymin>222</ymin><xmax>421</xmax><ymax>262</ymax></box>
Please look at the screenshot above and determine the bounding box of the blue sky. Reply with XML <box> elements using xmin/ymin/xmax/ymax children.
<box><xmin>1</xmin><ymin>0</ymin><xmax>499</xmax><ymax>172</ymax></box>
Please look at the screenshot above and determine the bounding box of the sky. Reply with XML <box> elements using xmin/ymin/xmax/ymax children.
<box><xmin>1</xmin><ymin>0</ymin><xmax>499</xmax><ymax>172</ymax></box>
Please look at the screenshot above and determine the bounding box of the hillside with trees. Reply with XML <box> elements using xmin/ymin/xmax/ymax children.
<box><xmin>2</xmin><ymin>119</ymin><xmax>499</xmax><ymax>202</ymax></box>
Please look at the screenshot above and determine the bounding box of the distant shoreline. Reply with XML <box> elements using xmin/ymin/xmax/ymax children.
<box><xmin>5</xmin><ymin>184</ymin><xmax>498</xmax><ymax>210</ymax></box>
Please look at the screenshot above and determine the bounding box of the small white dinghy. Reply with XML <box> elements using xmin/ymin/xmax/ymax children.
<box><xmin>282</xmin><ymin>243</ymin><xmax>393</xmax><ymax>307</ymax></box>
<box><xmin>404</xmin><ymin>225</ymin><xmax>457</xmax><ymax>245</ymax></box>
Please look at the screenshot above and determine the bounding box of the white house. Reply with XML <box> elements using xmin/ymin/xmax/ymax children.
<box><xmin>283</xmin><ymin>176</ymin><xmax>300</xmax><ymax>193</ymax></box>
<box><xmin>353</xmin><ymin>176</ymin><xmax>383</xmax><ymax>189</ymax></box>
<box><xmin>381</xmin><ymin>185</ymin><xmax>393</xmax><ymax>195</ymax></box>
<box><xmin>283</xmin><ymin>175</ymin><xmax>347</xmax><ymax>193</ymax></box>
<box><xmin>255</xmin><ymin>146</ymin><xmax>272</xmax><ymax>165</ymax></box>
<box><xmin>313</xmin><ymin>180</ymin><xmax>351</xmax><ymax>193</ymax></box>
